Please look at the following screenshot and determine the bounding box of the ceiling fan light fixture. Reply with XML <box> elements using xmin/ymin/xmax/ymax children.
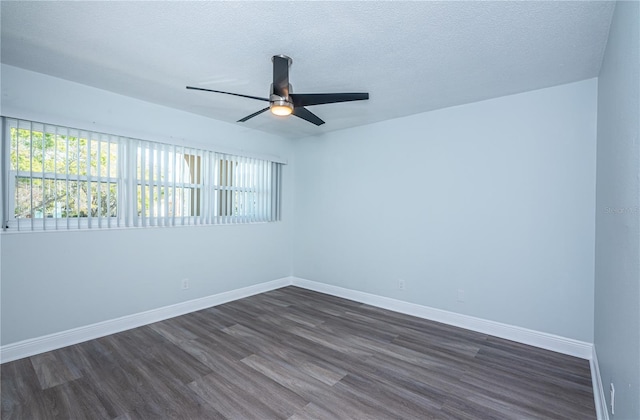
<box><xmin>270</xmin><ymin>98</ymin><xmax>293</xmax><ymax>116</ymax></box>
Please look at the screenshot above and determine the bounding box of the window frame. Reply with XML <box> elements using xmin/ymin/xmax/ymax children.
<box><xmin>2</xmin><ymin>117</ymin><xmax>283</xmax><ymax>232</ymax></box>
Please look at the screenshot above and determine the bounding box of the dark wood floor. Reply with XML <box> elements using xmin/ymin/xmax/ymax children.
<box><xmin>1</xmin><ymin>286</ymin><xmax>595</xmax><ymax>419</ymax></box>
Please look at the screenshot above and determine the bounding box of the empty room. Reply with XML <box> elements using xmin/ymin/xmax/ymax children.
<box><xmin>1</xmin><ymin>1</ymin><xmax>638</xmax><ymax>419</ymax></box>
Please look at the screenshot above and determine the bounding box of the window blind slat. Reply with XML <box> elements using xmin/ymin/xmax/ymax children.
<box><xmin>106</xmin><ymin>135</ymin><xmax>110</xmax><ymax>228</ymax></box>
<box><xmin>255</xmin><ymin>157</ymin><xmax>259</xmax><ymax>223</ymax></box>
<box><xmin>214</xmin><ymin>153</ymin><xmax>221</xmax><ymax>225</ymax></box>
<box><xmin>53</xmin><ymin>126</ymin><xmax>59</xmax><ymax>230</ymax></box>
<box><xmin>64</xmin><ymin>127</ymin><xmax>69</xmax><ymax>230</ymax></box>
<box><xmin>258</xmin><ymin>158</ymin><xmax>262</xmax><ymax>222</ymax></box>
<box><xmin>249</xmin><ymin>157</ymin><xmax>255</xmax><ymax>223</ymax></box>
<box><xmin>263</xmin><ymin>158</ymin><xmax>268</xmax><ymax>222</ymax></box>
<box><xmin>162</xmin><ymin>144</ymin><xmax>168</xmax><ymax>227</ymax></box>
<box><xmin>227</xmin><ymin>155</ymin><xmax>232</xmax><ymax>224</ymax></box>
<box><xmin>86</xmin><ymin>132</ymin><xmax>92</xmax><ymax>229</ymax></box>
<box><xmin>97</xmin><ymin>134</ymin><xmax>102</xmax><ymax>228</ymax></box>
<box><xmin>253</xmin><ymin>157</ymin><xmax>258</xmax><ymax>222</ymax></box>
<box><xmin>152</xmin><ymin>143</ymin><xmax>156</xmax><ymax>225</ymax></box>
<box><xmin>221</xmin><ymin>155</ymin><xmax>227</xmax><ymax>224</ymax></box>
<box><xmin>238</xmin><ymin>156</ymin><xmax>242</xmax><ymax>222</ymax></box>
<box><xmin>182</xmin><ymin>146</ymin><xmax>187</xmax><ymax>226</ymax></box>
<box><xmin>29</xmin><ymin>121</ymin><xmax>34</xmax><ymax>231</ymax></box>
<box><xmin>203</xmin><ymin>151</ymin><xmax>210</xmax><ymax>225</ymax></box>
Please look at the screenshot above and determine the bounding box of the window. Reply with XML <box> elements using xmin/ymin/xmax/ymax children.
<box><xmin>133</xmin><ymin>141</ymin><xmax>205</xmax><ymax>227</ymax></box>
<box><xmin>216</xmin><ymin>156</ymin><xmax>280</xmax><ymax>223</ymax></box>
<box><xmin>2</xmin><ymin>117</ymin><xmax>283</xmax><ymax>231</ymax></box>
<box><xmin>4</xmin><ymin>119</ymin><xmax>122</xmax><ymax>230</ymax></box>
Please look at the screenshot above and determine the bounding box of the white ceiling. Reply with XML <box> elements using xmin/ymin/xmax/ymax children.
<box><xmin>1</xmin><ymin>1</ymin><xmax>615</xmax><ymax>139</ymax></box>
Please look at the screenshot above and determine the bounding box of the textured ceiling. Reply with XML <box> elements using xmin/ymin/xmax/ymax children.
<box><xmin>1</xmin><ymin>1</ymin><xmax>615</xmax><ymax>138</ymax></box>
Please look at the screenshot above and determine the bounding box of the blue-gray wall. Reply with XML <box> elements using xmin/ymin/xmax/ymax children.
<box><xmin>594</xmin><ymin>1</ymin><xmax>640</xmax><ymax>419</ymax></box>
<box><xmin>293</xmin><ymin>79</ymin><xmax>598</xmax><ymax>342</ymax></box>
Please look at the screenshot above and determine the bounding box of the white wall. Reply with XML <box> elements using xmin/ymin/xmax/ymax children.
<box><xmin>293</xmin><ymin>79</ymin><xmax>597</xmax><ymax>342</ymax></box>
<box><xmin>0</xmin><ymin>65</ymin><xmax>294</xmax><ymax>345</ymax></box>
<box><xmin>594</xmin><ymin>1</ymin><xmax>640</xmax><ymax>418</ymax></box>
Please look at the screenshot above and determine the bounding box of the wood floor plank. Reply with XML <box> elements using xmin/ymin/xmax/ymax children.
<box><xmin>240</xmin><ymin>353</ymin><xmax>331</xmax><ymax>401</ymax></box>
<box><xmin>30</xmin><ymin>351</ymin><xmax>83</xmax><ymax>390</ymax></box>
<box><xmin>316</xmin><ymin>313</ymin><xmax>400</xmax><ymax>344</ymax></box>
<box><xmin>287</xmin><ymin>401</ymin><xmax>348</xmax><ymax>420</ymax></box>
<box><xmin>1</xmin><ymin>286</ymin><xmax>596</xmax><ymax>419</ymax></box>
<box><xmin>296</xmin><ymin>384</ymin><xmax>397</xmax><ymax>420</ymax></box>
<box><xmin>189</xmin><ymin>352</ymin><xmax>309</xmax><ymax>419</ymax></box>
<box><xmin>69</xmin><ymin>354</ymin><xmax>146</xmax><ymax>417</ymax></box>
<box><xmin>457</xmin><ymin>368</ymin><xmax>595</xmax><ymax>419</ymax></box>
<box><xmin>361</xmin><ymin>353</ymin><xmax>465</xmax><ymax>406</ymax></box>
<box><xmin>283</xmin><ymin>324</ymin><xmax>376</xmax><ymax>358</ymax></box>
<box><xmin>1</xmin><ymin>358</ymin><xmax>51</xmax><ymax>420</ymax></box>
<box><xmin>148</xmin><ymin>319</ymin><xmax>200</xmax><ymax>344</ymax></box>
<box><xmin>41</xmin><ymin>378</ymin><xmax>111</xmax><ymax>420</ymax></box>
<box><xmin>255</xmin><ymin>324</ymin><xmax>379</xmax><ymax>379</ymax></box>
<box><xmin>137</xmin><ymin>341</ymin><xmax>213</xmax><ymax>386</ymax></box>
<box><xmin>188</xmin><ymin>370</ymin><xmax>283</xmax><ymax>420</ymax></box>
<box><xmin>114</xmin><ymin>385</ymin><xmax>226</xmax><ymax>420</ymax></box>
<box><xmin>334</xmin><ymin>371</ymin><xmax>444</xmax><ymax>418</ymax></box>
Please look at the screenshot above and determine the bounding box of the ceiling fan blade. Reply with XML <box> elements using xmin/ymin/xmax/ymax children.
<box><xmin>272</xmin><ymin>55</ymin><xmax>291</xmax><ymax>98</ymax></box>
<box><xmin>237</xmin><ymin>107</ymin><xmax>270</xmax><ymax>122</ymax></box>
<box><xmin>186</xmin><ymin>86</ymin><xmax>269</xmax><ymax>102</ymax></box>
<box><xmin>290</xmin><ymin>92</ymin><xmax>369</xmax><ymax>107</ymax></box>
<box><xmin>293</xmin><ymin>107</ymin><xmax>325</xmax><ymax>126</ymax></box>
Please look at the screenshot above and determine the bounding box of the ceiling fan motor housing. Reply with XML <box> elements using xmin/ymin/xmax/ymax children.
<box><xmin>269</xmin><ymin>55</ymin><xmax>295</xmax><ymax>115</ymax></box>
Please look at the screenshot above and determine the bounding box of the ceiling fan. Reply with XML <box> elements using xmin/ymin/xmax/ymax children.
<box><xmin>186</xmin><ymin>55</ymin><xmax>369</xmax><ymax>126</ymax></box>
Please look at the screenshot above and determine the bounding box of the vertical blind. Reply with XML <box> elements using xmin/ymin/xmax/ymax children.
<box><xmin>2</xmin><ymin>117</ymin><xmax>282</xmax><ymax>231</ymax></box>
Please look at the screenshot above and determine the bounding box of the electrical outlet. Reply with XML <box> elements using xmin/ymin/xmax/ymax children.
<box><xmin>398</xmin><ymin>279</ymin><xmax>405</xmax><ymax>290</ymax></box>
<box><xmin>457</xmin><ymin>289</ymin><xmax>465</xmax><ymax>302</ymax></box>
<box><xmin>181</xmin><ymin>278</ymin><xmax>189</xmax><ymax>290</ymax></box>
<box><xmin>610</xmin><ymin>383</ymin><xmax>615</xmax><ymax>415</ymax></box>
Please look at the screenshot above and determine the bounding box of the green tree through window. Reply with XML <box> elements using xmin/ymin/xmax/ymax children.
<box><xmin>9</xmin><ymin>125</ymin><xmax>118</xmax><ymax>220</ymax></box>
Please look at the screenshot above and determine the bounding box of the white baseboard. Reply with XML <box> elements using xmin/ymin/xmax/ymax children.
<box><xmin>591</xmin><ymin>347</ymin><xmax>609</xmax><ymax>420</ymax></box>
<box><xmin>291</xmin><ymin>277</ymin><xmax>594</xmax><ymax>360</ymax></box>
<box><xmin>2</xmin><ymin>275</ymin><xmax>594</xmax><ymax>364</ymax></box>
<box><xmin>0</xmin><ymin>277</ymin><xmax>292</xmax><ymax>363</ymax></box>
